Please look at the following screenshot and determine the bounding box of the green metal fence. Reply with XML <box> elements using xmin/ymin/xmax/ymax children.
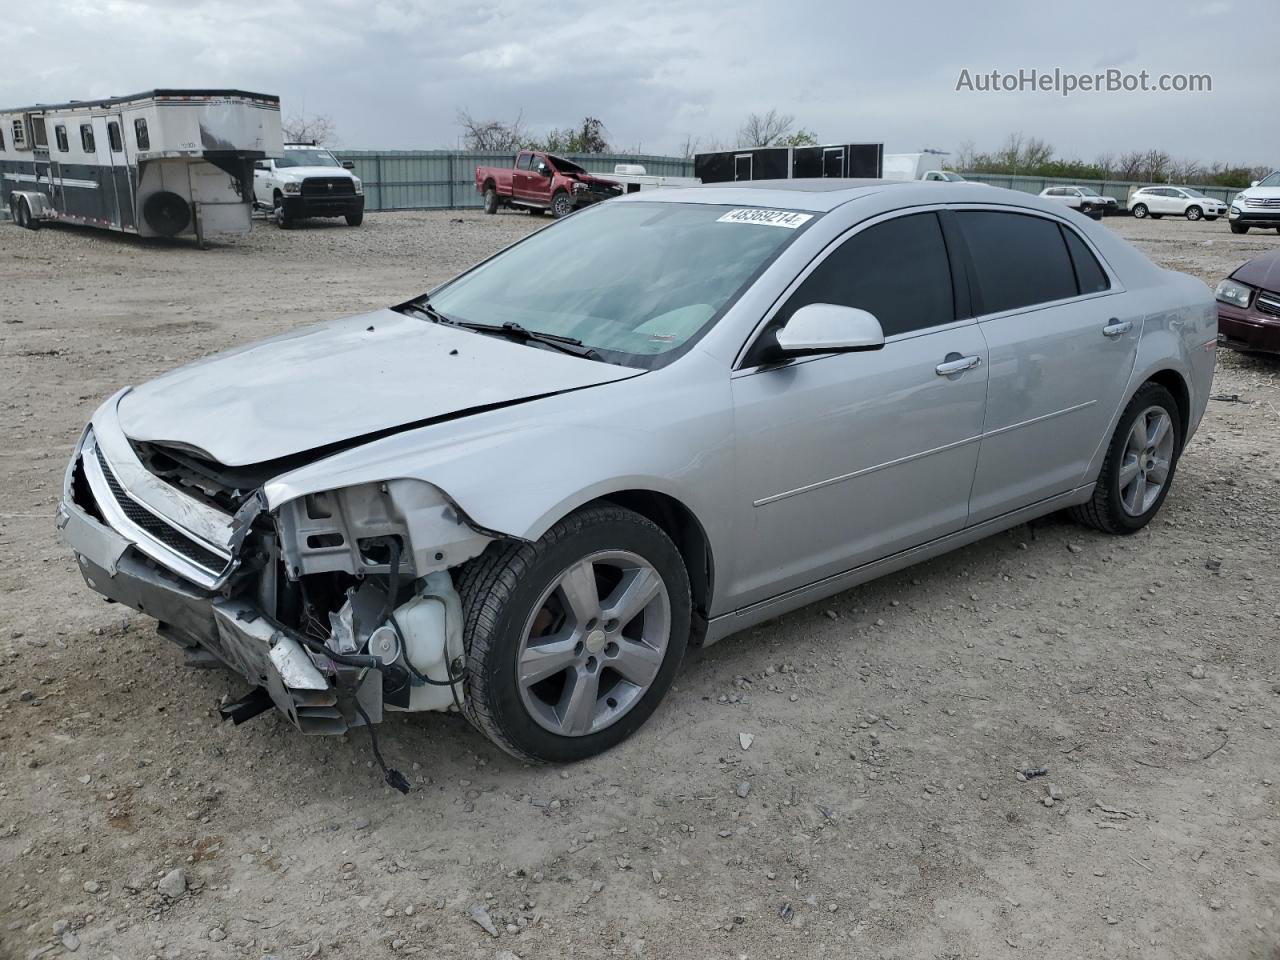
<box><xmin>336</xmin><ymin>150</ymin><xmax>695</xmax><ymax>211</ymax></box>
<box><xmin>956</xmin><ymin>172</ymin><xmax>1244</xmax><ymax>208</ymax></box>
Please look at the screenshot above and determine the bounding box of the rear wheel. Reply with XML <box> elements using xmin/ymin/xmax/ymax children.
<box><xmin>1070</xmin><ymin>382</ymin><xmax>1182</xmax><ymax>535</ymax></box>
<box><xmin>457</xmin><ymin>504</ymin><xmax>690</xmax><ymax>763</ymax></box>
<box><xmin>1132</xmin><ymin>203</ymin><xmax>1148</xmax><ymax>219</ymax></box>
<box><xmin>551</xmin><ymin>191</ymin><xmax>574</xmax><ymax>219</ymax></box>
<box><xmin>20</xmin><ymin>198</ymin><xmax>39</xmax><ymax>231</ymax></box>
<box><xmin>1186</xmin><ymin>205</ymin><xmax>1203</xmax><ymax>221</ymax></box>
<box><xmin>483</xmin><ymin>187</ymin><xmax>498</xmax><ymax>215</ymax></box>
<box><xmin>1230</xmin><ymin>223</ymin><xmax>1249</xmax><ymax>234</ymax></box>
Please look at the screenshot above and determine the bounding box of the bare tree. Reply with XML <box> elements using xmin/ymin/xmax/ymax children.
<box><xmin>457</xmin><ymin>108</ymin><xmax>528</xmax><ymax>152</ymax></box>
<box><xmin>282</xmin><ymin>113</ymin><xmax>336</xmax><ymax>145</ymax></box>
<box><xmin>953</xmin><ymin>139</ymin><xmax>978</xmax><ymax>171</ymax></box>
<box><xmin>676</xmin><ymin>133</ymin><xmax>700</xmax><ymax>159</ymax></box>
<box><xmin>1168</xmin><ymin>156</ymin><xmax>1203</xmax><ymax>184</ymax></box>
<box><xmin>1094</xmin><ymin>152</ymin><xmax>1116</xmax><ymax>177</ymax></box>
<box><xmin>1022</xmin><ymin>137</ymin><xmax>1054</xmax><ymax>169</ymax></box>
<box><xmin>737</xmin><ymin>109</ymin><xmax>795</xmax><ymax>147</ymax></box>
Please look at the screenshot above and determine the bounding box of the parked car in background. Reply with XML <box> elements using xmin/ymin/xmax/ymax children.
<box><xmin>922</xmin><ymin>170</ymin><xmax>968</xmax><ymax>182</ymax></box>
<box><xmin>1038</xmin><ymin>185</ymin><xmax>1119</xmax><ymax>218</ymax></box>
<box><xmin>1226</xmin><ymin>171</ymin><xmax>1280</xmax><ymax>234</ymax></box>
<box><xmin>57</xmin><ymin>181</ymin><xmax>1216</xmax><ymax>767</ymax></box>
<box><xmin>1215</xmin><ymin>250</ymin><xmax>1280</xmax><ymax>354</ymax></box>
<box><xmin>1129</xmin><ymin>186</ymin><xmax>1225</xmax><ymax>222</ymax></box>
<box><xmin>476</xmin><ymin>151</ymin><xmax>622</xmax><ymax>218</ymax></box>
<box><xmin>253</xmin><ymin>143</ymin><xmax>364</xmax><ymax>228</ymax></box>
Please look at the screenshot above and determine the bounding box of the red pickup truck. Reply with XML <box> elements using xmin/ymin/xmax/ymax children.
<box><xmin>476</xmin><ymin>151</ymin><xmax>623</xmax><ymax>218</ymax></box>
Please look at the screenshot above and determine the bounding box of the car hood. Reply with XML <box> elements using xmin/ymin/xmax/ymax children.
<box><xmin>1233</xmin><ymin>250</ymin><xmax>1280</xmax><ymax>292</ymax></box>
<box><xmin>1238</xmin><ymin>186</ymin><xmax>1280</xmax><ymax>202</ymax></box>
<box><xmin>116</xmin><ymin>309</ymin><xmax>641</xmax><ymax>467</ymax></box>
<box><xmin>267</xmin><ymin>165</ymin><xmax>355</xmax><ymax>180</ymax></box>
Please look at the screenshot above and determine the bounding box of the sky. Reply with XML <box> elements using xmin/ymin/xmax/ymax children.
<box><xmin>4</xmin><ymin>0</ymin><xmax>1279</xmax><ymax>166</ymax></box>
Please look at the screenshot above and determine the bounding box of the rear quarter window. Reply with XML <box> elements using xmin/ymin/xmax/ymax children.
<box><xmin>956</xmin><ymin>211</ymin><xmax>1078</xmax><ymax>314</ymax></box>
<box><xmin>1061</xmin><ymin>226</ymin><xmax>1111</xmax><ymax>295</ymax></box>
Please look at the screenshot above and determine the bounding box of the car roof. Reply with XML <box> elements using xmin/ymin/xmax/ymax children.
<box><xmin>613</xmin><ymin>178</ymin><xmax>923</xmax><ymax>213</ymax></box>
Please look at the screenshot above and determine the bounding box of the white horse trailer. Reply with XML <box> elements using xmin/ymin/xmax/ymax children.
<box><xmin>604</xmin><ymin>164</ymin><xmax>701</xmax><ymax>193</ymax></box>
<box><xmin>1</xmin><ymin>89</ymin><xmax>282</xmax><ymax>246</ymax></box>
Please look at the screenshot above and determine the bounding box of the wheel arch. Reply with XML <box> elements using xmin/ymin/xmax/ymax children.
<box><xmin>483</xmin><ymin>178</ymin><xmax>497</xmax><ymax>192</ymax></box>
<box><xmin>1144</xmin><ymin>368</ymin><xmax>1191</xmax><ymax>442</ymax></box>
<box><xmin>589</xmin><ymin>489</ymin><xmax>715</xmax><ymax>639</ymax></box>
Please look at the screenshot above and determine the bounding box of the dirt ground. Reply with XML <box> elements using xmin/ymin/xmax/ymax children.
<box><xmin>1</xmin><ymin>209</ymin><xmax>1278</xmax><ymax>960</ymax></box>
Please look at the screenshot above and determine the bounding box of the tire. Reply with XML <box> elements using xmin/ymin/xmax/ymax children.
<box><xmin>1150</xmin><ymin>214</ymin><xmax>1163</xmax><ymax>220</ymax></box>
<box><xmin>1186</xmin><ymin>205</ymin><xmax>1202</xmax><ymax>221</ymax></box>
<box><xmin>20</xmin><ymin>198</ymin><xmax>39</xmax><ymax>231</ymax></box>
<box><xmin>142</xmin><ymin>191</ymin><xmax>191</xmax><ymax>236</ymax></box>
<box><xmin>456</xmin><ymin>504</ymin><xmax>691</xmax><ymax>763</ymax></box>
<box><xmin>273</xmin><ymin>192</ymin><xmax>292</xmax><ymax>229</ymax></box>
<box><xmin>1069</xmin><ymin>382</ymin><xmax>1183</xmax><ymax>535</ymax></box>
<box><xmin>11</xmin><ymin>198</ymin><xmax>25</xmax><ymax>228</ymax></box>
<box><xmin>1132</xmin><ymin>203</ymin><xmax>1148</xmax><ymax>219</ymax></box>
<box><xmin>1205</xmin><ymin>216</ymin><xmax>1218</xmax><ymax>222</ymax></box>
<box><xmin>1230</xmin><ymin>223</ymin><xmax>1249</xmax><ymax>234</ymax></box>
<box><xmin>345</xmin><ymin>210</ymin><xmax>363</xmax><ymax>226</ymax></box>
<box><xmin>483</xmin><ymin>187</ymin><xmax>498</xmax><ymax>215</ymax></box>
<box><xmin>551</xmin><ymin>191</ymin><xmax>574</xmax><ymax>219</ymax></box>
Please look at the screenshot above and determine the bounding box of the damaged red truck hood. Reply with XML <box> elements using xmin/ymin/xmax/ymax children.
<box><xmin>116</xmin><ymin>309</ymin><xmax>641</xmax><ymax>467</ymax></box>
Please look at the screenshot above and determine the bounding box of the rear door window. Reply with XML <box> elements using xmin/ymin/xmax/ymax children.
<box><xmin>1060</xmin><ymin>226</ymin><xmax>1111</xmax><ymax>295</ymax></box>
<box><xmin>955</xmin><ymin>211</ymin><xmax>1078</xmax><ymax>314</ymax></box>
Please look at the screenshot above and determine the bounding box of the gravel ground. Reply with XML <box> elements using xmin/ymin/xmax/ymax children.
<box><xmin>1</xmin><ymin>209</ymin><xmax>1278</xmax><ymax>960</ymax></box>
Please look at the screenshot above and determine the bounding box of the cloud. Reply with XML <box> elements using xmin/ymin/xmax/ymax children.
<box><xmin>2</xmin><ymin>0</ymin><xmax>1276</xmax><ymax>166</ymax></box>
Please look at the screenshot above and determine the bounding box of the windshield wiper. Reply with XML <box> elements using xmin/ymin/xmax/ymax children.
<box><xmin>399</xmin><ymin>298</ymin><xmax>601</xmax><ymax>360</ymax></box>
<box><xmin>464</xmin><ymin>321</ymin><xmax>601</xmax><ymax>360</ymax></box>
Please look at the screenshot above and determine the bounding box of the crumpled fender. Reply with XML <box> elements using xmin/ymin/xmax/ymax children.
<box><xmin>261</xmin><ymin>367</ymin><xmax>733</xmax><ymax>566</ymax></box>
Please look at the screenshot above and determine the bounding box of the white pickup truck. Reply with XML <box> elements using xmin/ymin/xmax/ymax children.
<box><xmin>253</xmin><ymin>143</ymin><xmax>364</xmax><ymax>228</ymax></box>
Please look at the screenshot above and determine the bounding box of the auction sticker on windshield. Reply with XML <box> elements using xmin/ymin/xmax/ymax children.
<box><xmin>716</xmin><ymin>208</ymin><xmax>814</xmax><ymax>229</ymax></box>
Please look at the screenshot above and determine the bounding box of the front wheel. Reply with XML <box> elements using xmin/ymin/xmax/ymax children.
<box><xmin>1132</xmin><ymin>203</ymin><xmax>1148</xmax><ymax>219</ymax></box>
<box><xmin>457</xmin><ymin>504</ymin><xmax>690</xmax><ymax>763</ymax></box>
<box><xmin>1070</xmin><ymin>382</ymin><xmax>1182</xmax><ymax>535</ymax></box>
<box><xmin>273</xmin><ymin>194</ymin><xmax>292</xmax><ymax>229</ymax></box>
<box><xmin>1205</xmin><ymin>216</ymin><xmax>1219</xmax><ymax>221</ymax></box>
<box><xmin>345</xmin><ymin>209</ymin><xmax>363</xmax><ymax>226</ymax></box>
<box><xmin>1230</xmin><ymin>223</ymin><xmax>1249</xmax><ymax>234</ymax></box>
<box><xmin>551</xmin><ymin>191</ymin><xmax>574</xmax><ymax>219</ymax></box>
<box><xmin>1186</xmin><ymin>205</ymin><xmax>1203</xmax><ymax>221</ymax></box>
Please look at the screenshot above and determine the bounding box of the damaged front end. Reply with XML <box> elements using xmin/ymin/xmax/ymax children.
<box><xmin>57</xmin><ymin>389</ymin><xmax>494</xmax><ymax>743</ymax></box>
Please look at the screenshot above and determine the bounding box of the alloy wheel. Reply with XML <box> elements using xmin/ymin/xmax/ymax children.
<box><xmin>516</xmin><ymin>550</ymin><xmax>671</xmax><ymax>737</ymax></box>
<box><xmin>1119</xmin><ymin>406</ymin><xmax>1175</xmax><ymax>516</ymax></box>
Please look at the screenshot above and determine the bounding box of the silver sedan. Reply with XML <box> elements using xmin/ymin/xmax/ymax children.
<box><xmin>58</xmin><ymin>180</ymin><xmax>1217</xmax><ymax>770</ymax></box>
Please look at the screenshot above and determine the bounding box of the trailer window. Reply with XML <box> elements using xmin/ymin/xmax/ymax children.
<box><xmin>0</xmin><ymin>127</ymin><xmax>5</xmax><ymax>151</ymax></box>
<box><xmin>107</xmin><ymin>121</ymin><xmax>122</xmax><ymax>153</ymax></box>
<box><xmin>134</xmin><ymin>118</ymin><xmax>150</xmax><ymax>151</ymax></box>
<box><xmin>55</xmin><ymin>125</ymin><xmax>69</xmax><ymax>153</ymax></box>
<box><xmin>80</xmin><ymin>124</ymin><xmax>95</xmax><ymax>153</ymax></box>
<box><xmin>31</xmin><ymin>117</ymin><xmax>47</xmax><ymax>147</ymax></box>
<box><xmin>10</xmin><ymin>120</ymin><xmax>23</xmax><ymax>148</ymax></box>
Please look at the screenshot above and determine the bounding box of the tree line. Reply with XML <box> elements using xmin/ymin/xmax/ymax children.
<box><xmin>954</xmin><ymin>133</ymin><xmax>1269</xmax><ymax>188</ymax></box>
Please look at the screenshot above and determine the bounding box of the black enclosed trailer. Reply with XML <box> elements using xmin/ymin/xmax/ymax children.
<box><xmin>694</xmin><ymin>142</ymin><xmax>883</xmax><ymax>184</ymax></box>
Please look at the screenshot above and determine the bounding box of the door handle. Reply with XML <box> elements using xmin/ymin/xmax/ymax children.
<box><xmin>1102</xmin><ymin>319</ymin><xmax>1132</xmax><ymax>338</ymax></box>
<box><xmin>935</xmin><ymin>354</ymin><xmax>983</xmax><ymax>377</ymax></box>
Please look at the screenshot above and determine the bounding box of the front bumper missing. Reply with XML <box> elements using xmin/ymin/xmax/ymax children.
<box><xmin>57</xmin><ymin>408</ymin><xmax>372</xmax><ymax>736</ymax></box>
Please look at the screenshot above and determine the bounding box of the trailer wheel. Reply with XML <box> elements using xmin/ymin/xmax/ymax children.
<box><xmin>20</xmin><ymin>198</ymin><xmax>39</xmax><ymax>231</ymax></box>
<box><xmin>142</xmin><ymin>191</ymin><xmax>191</xmax><ymax>237</ymax></box>
<box><xmin>483</xmin><ymin>187</ymin><xmax>499</xmax><ymax>215</ymax></box>
<box><xmin>9</xmin><ymin>198</ymin><xmax>23</xmax><ymax>228</ymax></box>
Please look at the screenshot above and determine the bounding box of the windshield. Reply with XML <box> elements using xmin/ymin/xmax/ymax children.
<box><xmin>425</xmin><ymin>201</ymin><xmax>815</xmax><ymax>368</ymax></box>
<box><xmin>1078</xmin><ymin>188</ymin><xmax>1103</xmax><ymax>197</ymax></box>
<box><xmin>1181</xmin><ymin>188</ymin><xmax>1209</xmax><ymax>198</ymax></box>
<box><xmin>941</xmin><ymin>171</ymin><xmax>964</xmax><ymax>181</ymax></box>
<box><xmin>278</xmin><ymin>149</ymin><xmax>341</xmax><ymax>168</ymax></box>
<box><xmin>1259</xmin><ymin>172</ymin><xmax>1280</xmax><ymax>187</ymax></box>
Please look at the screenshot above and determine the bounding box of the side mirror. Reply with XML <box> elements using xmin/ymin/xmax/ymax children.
<box><xmin>774</xmin><ymin>303</ymin><xmax>885</xmax><ymax>356</ymax></box>
<box><xmin>341</xmin><ymin>160</ymin><xmax>355</xmax><ymax>170</ymax></box>
<box><xmin>1251</xmin><ymin>180</ymin><xmax>1260</xmax><ymax>187</ymax></box>
<box><xmin>540</xmin><ymin>166</ymin><xmax>553</xmax><ymax>178</ymax></box>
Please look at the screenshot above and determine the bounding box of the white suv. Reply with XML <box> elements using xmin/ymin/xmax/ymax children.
<box><xmin>1226</xmin><ymin>171</ymin><xmax>1280</xmax><ymax>235</ymax></box>
<box><xmin>253</xmin><ymin>144</ymin><xmax>364</xmax><ymax>228</ymax></box>
<box><xmin>1129</xmin><ymin>186</ymin><xmax>1226</xmax><ymax>222</ymax></box>
<box><xmin>1038</xmin><ymin>186</ymin><xmax>1119</xmax><ymax>219</ymax></box>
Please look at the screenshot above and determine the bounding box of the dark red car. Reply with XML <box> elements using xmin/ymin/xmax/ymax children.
<box><xmin>475</xmin><ymin>151</ymin><xmax>621</xmax><ymax>219</ymax></box>
<box><xmin>1216</xmin><ymin>250</ymin><xmax>1280</xmax><ymax>355</ymax></box>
